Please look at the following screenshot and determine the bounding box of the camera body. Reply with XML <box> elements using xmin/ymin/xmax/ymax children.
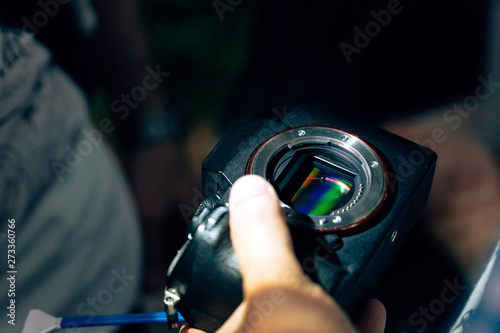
<box><xmin>165</xmin><ymin>103</ymin><xmax>437</xmax><ymax>332</ymax></box>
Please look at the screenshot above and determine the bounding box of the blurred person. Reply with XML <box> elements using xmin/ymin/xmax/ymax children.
<box><xmin>384</xmin><ymin>106</ymin><xmax>500</xmax><ymax>332</ymax></box>
<box><xmin>0</xmin><ymin>26</ymin><xmax>141</xmax><ymax>333</ymax></box>
<box><xmin>384</xmin><ymin>1</ymin><xmax>500</xmax><ymax>330</ymax></box>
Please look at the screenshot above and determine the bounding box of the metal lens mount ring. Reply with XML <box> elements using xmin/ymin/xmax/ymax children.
<box><xmin>247</xmin><ymin>126</ymin><xmax>388</xmax><ymax>233</ymax></box>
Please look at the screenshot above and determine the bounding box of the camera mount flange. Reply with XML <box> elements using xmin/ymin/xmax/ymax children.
<box><xmin>247</xmin><ymin>125</ymin><xmax>388</xmax><ymax>233</ymax></box>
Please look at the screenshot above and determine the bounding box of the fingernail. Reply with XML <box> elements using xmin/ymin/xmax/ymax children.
<box><xmin>229</xmin><ymin>175</ymin><xmax>271</xmax><ymax>205</ymax></box>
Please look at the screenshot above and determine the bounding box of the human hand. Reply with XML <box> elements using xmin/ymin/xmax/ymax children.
<box><xmin>180</xmin><ymin>175</ymin><xmax>386</xmax><ymax>333</ymax></box>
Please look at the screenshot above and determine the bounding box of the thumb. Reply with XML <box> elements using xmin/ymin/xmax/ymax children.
<box><xmin>229</xmin><ymin>175</ymin><xmax>304</xmax><ymax>296</ymax></box>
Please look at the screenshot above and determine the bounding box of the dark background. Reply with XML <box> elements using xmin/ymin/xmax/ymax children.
<box><xmin>1</xmin><ymin>0</ymin><xmax>488</xmax><ymax>127</ymax></box>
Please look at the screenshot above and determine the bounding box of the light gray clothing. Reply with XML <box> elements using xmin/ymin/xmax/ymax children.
<box><xmin>0</xmin><ymin>27</ymin><xmax>142</xmax><ymax>332</ymax></box>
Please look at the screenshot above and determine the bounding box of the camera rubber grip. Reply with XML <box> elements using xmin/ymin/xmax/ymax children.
<box><xmin>167</xmin><ymin>206</ymin><xmax>350</xmax><ymax>333</ymax></box>
<box><xmin>167</xmin><ymin>208</ymin><xmax>243</xmax><ymax>333</ymax></box>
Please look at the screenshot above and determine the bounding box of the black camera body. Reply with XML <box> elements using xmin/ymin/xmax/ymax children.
<box><xmin>164</xmin><ymin>103</ymin><xmax>437</xmax><ymax>332</ymax></box>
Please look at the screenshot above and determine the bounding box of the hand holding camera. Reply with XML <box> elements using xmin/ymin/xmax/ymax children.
<box><xmin>180</xmin><ymin>175</ymin><xmax>386</xmax><ymax>333</ymax></box>
<box><xmin>165</xmin><ymin>104</ymin><xmax>437</xmax><ymax>332</ymax></box>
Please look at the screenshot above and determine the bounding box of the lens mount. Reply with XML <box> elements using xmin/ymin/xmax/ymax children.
<box><xmin>247</xmin><ymin>126</ymin><xmax>388</xmax><ymax>233</ymax></box>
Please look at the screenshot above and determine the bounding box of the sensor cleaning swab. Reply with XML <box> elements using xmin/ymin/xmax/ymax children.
<box><xmin>22</xmin><ymin>309</ymin><xmax>185</xmax><ymax>333</ymax></box>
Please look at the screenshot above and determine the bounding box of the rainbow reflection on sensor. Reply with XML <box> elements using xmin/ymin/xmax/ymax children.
<box><xmin>291</xmin><ymin>167</ymin><xmax>353</xmax><ymax>216</ymax></box>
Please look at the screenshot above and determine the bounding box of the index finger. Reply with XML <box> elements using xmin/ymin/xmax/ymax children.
<box><xmin>228</xmin><ymin>175</ymin><xmax>305</xmax><ymax>296</ymax></box>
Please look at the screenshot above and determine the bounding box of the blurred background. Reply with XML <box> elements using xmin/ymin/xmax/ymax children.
<box><xmin>1</xmin><ymin>0</ymin><xmax>498</xmax><ymax>332</ymax></box>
